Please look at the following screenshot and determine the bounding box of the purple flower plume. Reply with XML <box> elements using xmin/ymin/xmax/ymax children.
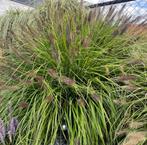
<box><xmin>8</xmin><ymin>117</ymin><xmax>19</xmax><ymax>143</ymax></box>
<box><xmin>8</xmin><ymin>117</ymin><xmax>18</xmax><ymax>135</ymax></box>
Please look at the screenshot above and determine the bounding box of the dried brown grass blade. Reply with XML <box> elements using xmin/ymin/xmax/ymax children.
<box><xmin>122</xmin><ymin>131</ymin><xmax>146</xmax><ymax>145</ymax></box>
<box><xmin>129</xmin><ymin>121</ymin><xmax>144</xmax><ymax>129</ymax></box>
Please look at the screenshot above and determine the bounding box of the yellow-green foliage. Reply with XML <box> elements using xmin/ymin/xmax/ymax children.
<box><xmin>0</xmin><ymin>1</ymin><xmax>146</xmax><ymax>145</ymax></box>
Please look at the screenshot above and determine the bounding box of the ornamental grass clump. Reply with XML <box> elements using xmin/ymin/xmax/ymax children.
<box><xmin>0</xmin><ymin>0</ymin><xmax>147</xmax><ymax>145</ymax></box>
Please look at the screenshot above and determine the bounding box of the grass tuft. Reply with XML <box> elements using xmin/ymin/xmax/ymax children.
<box><xmin>0</xmin><ymin>0</ymin><xmax>146</xmax><ymax>145</ymax></box>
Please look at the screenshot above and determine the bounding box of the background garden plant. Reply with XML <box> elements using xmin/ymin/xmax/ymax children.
<box><xmin>0</xmin><ymin>0</ymin><xmax>147</xmax><ymax>145</ymax></box>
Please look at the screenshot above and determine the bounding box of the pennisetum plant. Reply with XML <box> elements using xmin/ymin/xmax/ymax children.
<box><xmin>0</xmin><ymin>0</ymin><xmax>146</xmax><ymax>145</ymax></box>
